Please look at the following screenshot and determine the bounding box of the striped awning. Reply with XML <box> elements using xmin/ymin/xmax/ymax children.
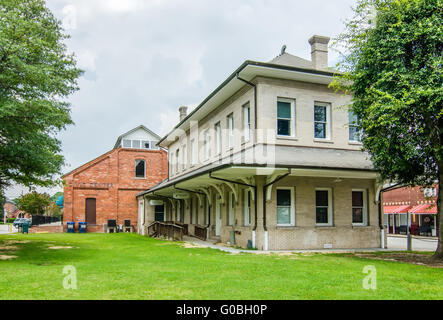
<box><xmin>409</xmin><ymin>204</ymin><xmax>437</xmax><ymax>215</ymax></box>
<box><xmin>383</xmin><ymin>205</ymin><xmax>411</xmax><ymax>214</ymax></box>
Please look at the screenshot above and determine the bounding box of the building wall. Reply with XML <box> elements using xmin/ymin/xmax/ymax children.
<box><xmin>63</xmin><ymin>148</ymin><xmax>167</xmax><ymax>232</ymax></box>
<box><xmin>141</xmin><ymin>175</ymin><xmax>380</xmax><ymax>250</ymax></box>
<box><xmin>383</xmin><ymin>185</ymin><xmax>438</xmax><ymax>206</ymax></box>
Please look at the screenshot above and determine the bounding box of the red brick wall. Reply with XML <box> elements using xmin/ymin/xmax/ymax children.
<box><xmin>383</xmin><ymin>185</ymin><xmax>438</xmax><ymax>206</ymax></box>
<box><xmin>62</xmin><ymin>148</ymin><xmax>167</xmax><ymax>232</ymax></box>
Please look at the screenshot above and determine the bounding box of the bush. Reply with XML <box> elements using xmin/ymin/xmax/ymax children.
<box><xmin>7</xmin><ymin>218</ymin><xmax>16</xmax><ymax>223</ymax></box>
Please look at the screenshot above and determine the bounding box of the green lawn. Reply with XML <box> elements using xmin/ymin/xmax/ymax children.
<box><xmin>0</xmin><ymin>233</ymin><xmax>442</xmax><ymax>300</ymax></box>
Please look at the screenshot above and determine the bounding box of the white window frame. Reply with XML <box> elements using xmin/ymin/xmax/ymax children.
<box><xmin>352</xmin><ymin>189</ymin><xmax>368</xmax><ymax>226</ymax></box>
<box><xmin>135</xmin><ymin>159</ymin><xmax>146</xmax><ymax>179</ymax></box>
<box><xmin>204</xmin><ymin>129</ymin><xmax>210</xmax><ymax>160</ymax></box>
<box><xmin>314</xmin><ymin>102</ymin><xmax>331</xmax><ymax>140</ymax></box>
<box><xmin>228</xmin><ymin>192</ymin><xmax>235</xmax><ymax>226</ymax></box>
<box><xmin>175</xmin><ymin>149</ymin><xmax>180</xmax><ymax>174</ymax></box>
<box><xmin>277</xmin><ymin>98</ymin><xmax>296</xmax><ymax>138</ymax></box>
<box><xmin>243</xmin><ymin>103</ymin><xmax>251</xmax><ymax>142</ymax></box>
<box><xmin>182</xmin><ymin>144</ymin><xmax>187</xmax><ymax>170</ymax></box>
<box><xmin>276</xmin><ymin>187</ymin><xmax>296</xmax><ymax>227</ymax></box>
<box><xmin>190</xmin><ymin>139</ymin><xmax>196</xmax><ymax>167</ymax></box>
<box><xmin>244</xmin><ymin>189</ymin><xmax>251</xmax><ymax>226</ymax></box>
<box><xmin>227</xmin><ymin>114</ymin><xmax>234</xmax><ymax>150</ymax></box>
<box><xmin>348</xmin><ymin>111</ymin><xmax>362</xmax><ymax>142</ymax></box>
<box><xmin>315</xmin><ymin>187</ymin><xmax>333</xmax><ymax>227</ymax></box>
<box><xmin>215</xmin><ymin>122</ymin><xmax>221</xmax><ymax>155</ymax></box>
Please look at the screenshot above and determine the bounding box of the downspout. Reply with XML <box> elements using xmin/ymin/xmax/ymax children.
<box><xmin>236</xmin><ymin>73</ymin><xmax>258</xmax><ymax>143</ymax></box>
<box><xmin>377</xmin><ymin>183</ymin><xmax>402</xmax><ymax>249</ymax></box>
<box><xmin>262</xmin><ymin>170</ymin><xmax>291</xmax><ymax>251</ymax></box>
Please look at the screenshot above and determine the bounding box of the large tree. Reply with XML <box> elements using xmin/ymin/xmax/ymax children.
<box><xmin>16</xmin><ymin>192</ymin><xmax>50</xmax><ymax>216</ymax></box>
<box><xmin>333</xmin><ymin>0</ymin><xmax>442</xmax><ymax>258</ymax></box>
<box><xmin>0</xmin><ymin>0</ymin><xmax>82</xmax><ymax>193</ymax></box>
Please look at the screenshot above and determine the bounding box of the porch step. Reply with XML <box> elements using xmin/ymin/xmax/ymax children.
<box><xmin>209</xmin><ymin>236</ymin><xmax>221</xmax><ymax>244</ymax></box>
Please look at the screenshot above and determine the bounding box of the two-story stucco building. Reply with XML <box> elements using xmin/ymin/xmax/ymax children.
<box><xmin>137</xmin><ymin>36</ymin><xmax>384</xmax><ymax>251</ymax></box>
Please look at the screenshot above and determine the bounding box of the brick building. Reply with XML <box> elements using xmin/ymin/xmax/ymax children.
<box><xmin>62</xmin><ymin>125</ymin><xmax>168</xmax><ymax>232</ymax></box>
<box><xmin>3</xmin><ymin>200</ymin><xmax>27</xmax><ymax>219</ymax></box>
<box><xmin>383</xmin><ymin>185</ymin><xmax>438</xmax><ymax>236</ymax></box>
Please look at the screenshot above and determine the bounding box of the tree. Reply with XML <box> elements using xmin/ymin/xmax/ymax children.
<box><xmin>0</xmin><ymin>0</ymin><xmax>82</xmax><ymax>194</ymax></box>
<box><xmin>16</xmin><ymin>192</ymin><xmax>50</xmax><ymax>216</ymax></box>
<box><xmin>332</xmin><ymin>0</ymin><xmax>442</xmax><ymax>259</ymax></box>
<box><xmin>46</xmin><ymin>201</ymin><xmax>61</xmax><ymax>217</ymax></box>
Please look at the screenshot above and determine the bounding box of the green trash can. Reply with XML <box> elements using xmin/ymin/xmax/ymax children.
<box><xmin>22</xmin><ymin>223</ymin><xmax>29</xmax><ymax>234</ymax></box>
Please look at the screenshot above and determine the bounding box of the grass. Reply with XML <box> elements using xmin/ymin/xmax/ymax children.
<box><xmin>0</xmin><ymin>233</ymin><xmax>442</xmax><ymax>300</ymax></box>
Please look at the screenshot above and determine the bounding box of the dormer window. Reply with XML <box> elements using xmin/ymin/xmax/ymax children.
<box><xmin>123</xmin><ymin>139</ymin><xmax>132</xmax><ymax>148</ymax></box>
<box><xmin>121</xmin><ymin>139</ymin><xmax>159</xmax><ymax>150</ymax></box>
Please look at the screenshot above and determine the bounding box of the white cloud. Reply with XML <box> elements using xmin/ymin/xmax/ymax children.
<box><xmin>76</xmin><ymin>50</ymin><xmax>97</xmax><ymax>72</ymax></box>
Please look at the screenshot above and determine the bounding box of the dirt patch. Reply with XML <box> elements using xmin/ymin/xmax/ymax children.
<box><xmin>0</xmin><ymin>246</ymin><xmax>19</xmax><ymax>251</ymax></box>
<box><xmin>182</xmin><ymin>242</ymin><xmax>206</xmax><ymax>249</ymax></box>
<box><xmin>0</xmin><ymin>255</ymin><xmax>17</xmax><ymax>260</ymax></box>
<box><xmin>47</xmin><ymin>246</ymin><xmax>73</xmax><ymax>250</ymax></box>
<box><xmin>355</xmin><ymin>253</ymin><xmax>443</xmax><ymax>268</ymax></box>
<box><xmin>4</xmin><ymin>240</ymin><xmax>31</xmax><ymax>244</ymax></box>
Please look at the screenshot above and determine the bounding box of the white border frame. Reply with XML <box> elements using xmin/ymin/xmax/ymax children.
<box><xmin>352</xmin><ymin>189</ymin><xmax>368</xmax><ymax>226</ymax></box>
<box><xmin>276</xmin><ymin>187</ymin><xmax>296</xmax><ymax>227</ymax></box>
<box><xmin>315</xmin><ymin>187</ymin><xmax>333</xmax><ymax>227</ymax></box>
<box><xmin>314</xmin><ymin>102</ymin><xmax>331</xmax><ymax>141</ymax></box>
<box><xmin>276</xmin><ymin>97</ymin><xmax>296</xmax><ymax>138</ymax></box>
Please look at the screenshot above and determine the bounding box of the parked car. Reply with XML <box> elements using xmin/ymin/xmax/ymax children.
<box><xmin>13</xmin><ymin>218</ymin><xmax>30</xmax><ymax>228</ymax></box>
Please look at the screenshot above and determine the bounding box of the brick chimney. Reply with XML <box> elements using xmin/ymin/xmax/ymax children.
<box><xmin>308</xmin><ymin>35</ymin><xmax>330</xmax><ymax>70</ymax></box>
<box><xmin>179</xmin><ymin>106</ymin><xmax>188</xmax><ymax>122</ymax></box>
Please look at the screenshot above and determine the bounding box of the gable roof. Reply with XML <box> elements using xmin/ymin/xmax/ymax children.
<box><xmin>113</xmin><ymin>125</ymin><xmax>161</xmax><ymax>149</ymax></box>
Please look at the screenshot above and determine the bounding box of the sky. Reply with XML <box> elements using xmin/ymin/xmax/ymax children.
<box><xmin>5</xmin><ymin>0</ymin><xmax>357</xmax><ymax>199</ymax></box>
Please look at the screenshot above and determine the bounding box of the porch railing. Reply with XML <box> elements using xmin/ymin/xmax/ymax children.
<box><xmin>147</xmin><ymin>221</ymin><xmax>185</xmax><ymax>241</ymax></box>
<box><xmin>194</xmin><ymin>225</ymin><xmax>208</xmax><ymax>241</ymax></box>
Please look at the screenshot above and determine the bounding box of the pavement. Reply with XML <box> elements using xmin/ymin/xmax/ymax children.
<box><xmin>0</xmin><ymin>224</ymin><xmax>17</xmax><ymax>234</ymax></box>
<box><xmin>387</xmin><ymin>235</ymin><xmax>437</xmax><ymax>251</ymax></box>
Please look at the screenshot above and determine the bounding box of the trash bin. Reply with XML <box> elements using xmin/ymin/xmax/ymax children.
<box><xmin>22</xmin><ymin>223</ymin><xmax>29</xmax><ymax>234</ymax></box>
<box><xmin>78</xmin><ymin>222</ymin><xmax>87</xmax><ymax>233</ymax></box>
<box><xmin>67</xmin><ymin>222</ymin><xmax>75</xmax><ymax>233</ymax></box>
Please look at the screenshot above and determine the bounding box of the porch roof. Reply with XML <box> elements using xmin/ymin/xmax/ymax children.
<box><xmin>383</xmin><ymin>205</ymin><xmax>411</xmax><ymax>214</ymax></box>
<box><xmin>409</xmin><ymin>204</ymin><xmax>437</xmax><ymax>215</ymax></box>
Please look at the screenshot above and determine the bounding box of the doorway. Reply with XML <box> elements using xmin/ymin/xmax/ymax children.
<box><xmin>85</xmin><ymin>198</ymin><xmax>96</xmax><ymax>225</ymax></box>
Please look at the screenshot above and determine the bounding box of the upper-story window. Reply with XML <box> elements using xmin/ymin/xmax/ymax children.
<box><xmin>277</xmin><ymin>98</ymin><xmax>295</xmax><ymax>137</ymax></box>
<box><xmin>349</xmin><ymin>111</ymin><xmax>362</xmax><ymax>142</ymax></box>
<box><xmin>314</xmin><ymin>103</ymin><xmax>331</xmax><ymax>140</ymax></box>
<box><xmin>204</xmin><ymin>130</ymin><xmax>210</xmax><ymax>160</ymax></box>
<box><xmin>122</xmin><ymin>139</ymin><xmax>159</xmax><ymax>150</ymax></box>
<box><xmin>227</xmin><ymin>114</ymin><xmax>234</xmax><ymax>149</ymax></box>
<box><xmin>215</xmin><ymin>122</ymin><xmax>221</xmax><ymax>155</ymax></box>
<box><xmin>182</xmin><ymin>144</ymin><xmax>187</xmax><ymax>170</ymax></box>
<box><xmin>190</xmin><ymin>139</ymin><xmax>196</xmax><ymax>167</ymax></box>
<box><xmin>175</xmin><ymin>149</ymin><xmax>180</xmax><ymax>174</ymax></box>
<box><xmin>135</xmin><ymin>160</ymin><xmax>145</xmax><ymax>178</ymax></box>
<box><xmin>243</xmin><ymin>103</ymin><xmax>251</xmax><ymax>142</ymax></box>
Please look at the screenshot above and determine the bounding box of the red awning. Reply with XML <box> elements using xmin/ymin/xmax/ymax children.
<box><xmin>383</xmin><ymin>205</ymin><xmax>410</xmax><ymax>214</ymax></box>
<box><xmin>409</xmin><ymin>204</ymin><xmax>437</xmax><ymax>215</ymax></box>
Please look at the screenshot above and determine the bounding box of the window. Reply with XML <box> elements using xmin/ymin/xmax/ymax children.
<box><xmin>215</xmin><ymin>122</ymin><xmax>221</xmax><ymax>154</ymax></box>
<box><xmin>228</xmin><ymin>192</ymin><xmax>235</xmax><ymax>226</ymax></box>
<box><xmin>182</xmin><ymin>144</ymin><xmax>187</xmax><ymax>170</ymax></box>
<box><xmin>142</xmin><ymin>140</ymin><xmax>150</xmax><ymax>149</ymax></box>
<box><xmin>204</xmin><ymin>130</ymin><xmax>210</xmax><ymax>160</ymax></box>
<box><xmin>244</xmin><ymin>189</ymin><xmax>251</xmax><ymax>226</ymax></box>
<box><xmin>122</xmin><ymin>139</ymin><xmax>132</xmax><ymax>148</ymax></box>
<box><xmin>277</xmin><ymin>188</ymin><xmax>295</xmax><ymax>226</ymax></box>
<box><xmin>316</xmin><ymin>188</ymin><xmax>333</xmax><ymax>226</ymax></box>
<box><xmin>277</xmin><ymin>99</ymin><xmax>295</xmax><ymax>136</ymax></box>
<box><xmin>135</xmin><ymin>160</ymin><xmax>145</xmax><ymax>178</ymax></box>
<box><xmin>349</xmin><ymin>111</ymin><xmax>362</xmax><ymax>142</ymax></box>
<box><xmin>352</xmin><ymin>190</ymin><xmax>368</xmax><ymax>226</ymax></box>
<box><xmin>190</xmin><ymin>139</ymin><xmax>196</xmax><ymax>166</ymax></box>
<box><xmin>243</xmin><ymin>103</ymin><xmax>251</xmax><ymax>142</ymax></box>
<box><xmin>132</xmin><ymin>140</ymin><xmax>141</xmax><ymax>149</ymax></box>
<box><xmin>227</xmin><ymin>114</ymin><xmax>234</xmax><ymax>149</ymax></box>
<box><xmin>175</xmin><ymin>149</ymin><xmax>180</xmax><ymax>174</ymax></box>
<box><xmin>314</xmin><ymin>103</ymin><xmax>330</xmax><ymax>139</ymax></box>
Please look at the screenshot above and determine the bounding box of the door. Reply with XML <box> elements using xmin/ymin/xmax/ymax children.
<box><xmin>155</xmin><ymin>205</ymin><xmax>165</xmax><ymax>222</ymax></box>
<box><xmin>85</xmin><ymin>198</ymin><xmax>96</xmax><ymax>225</ymax></box>
<box><xmin>215</xmin><ymin>198</ymin><xmax>222</xmax><ymax>236</ymax></box>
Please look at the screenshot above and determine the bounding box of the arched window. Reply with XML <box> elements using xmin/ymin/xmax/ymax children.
<box><xmin>135</xmin><ymin>160</ymin><xmax>145</xmax><ymax>178</ymax></box>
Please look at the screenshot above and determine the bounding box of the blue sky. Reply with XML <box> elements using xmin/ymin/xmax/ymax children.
<box><xmin>5</xmin><ymin>0</ymin><xmax>357</xmax><ymax>199</ymax></box>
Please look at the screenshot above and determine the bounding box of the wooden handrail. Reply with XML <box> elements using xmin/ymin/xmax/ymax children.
<box><xmin>147</xmin><ymin>221</ymin><xmax>185</xmax><ymax>241</ymax></box>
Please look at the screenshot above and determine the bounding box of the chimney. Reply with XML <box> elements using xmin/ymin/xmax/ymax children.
<box><xmin>179</xmin><ymin>106</ymin><xmax>188</xmax><ymax>122</ymax></box>
<box><xmin>308</xmin><ymin>35</ymin><xmax>330</xmax><ymax>70</ymax></box>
